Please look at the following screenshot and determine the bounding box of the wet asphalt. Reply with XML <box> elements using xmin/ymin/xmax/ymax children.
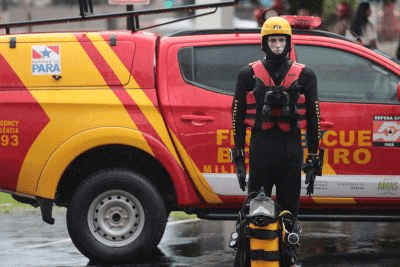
<box><xmin>1</xmin><ymin>208</ymin><xmax>400</xmax><ymax>267</ymax></box>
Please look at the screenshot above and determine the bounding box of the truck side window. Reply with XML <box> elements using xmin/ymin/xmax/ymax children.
<box><xmin>295</xmin><ymin>45</ymin><xmax>399</xmax><ymax>103</ymax></box>
<box><xmin>178</xmin><ymin>45</ymin><xmax>263</xmax><ymax>95</ymax></box>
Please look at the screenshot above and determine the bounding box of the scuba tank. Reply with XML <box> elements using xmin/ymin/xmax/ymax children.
<box><xmin>229</xmin><ymin>188</ymin><xmax>301</xmax><ymax>267</ymax></box>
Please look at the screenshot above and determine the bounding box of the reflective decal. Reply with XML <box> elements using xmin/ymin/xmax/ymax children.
<box><xmin>204</xmin><ymin>173</ymin><xmax>400</xmax><ymax>198</ymax></box>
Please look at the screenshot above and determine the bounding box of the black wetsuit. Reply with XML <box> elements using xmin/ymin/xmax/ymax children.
<box><xmin>232</xmin><ymin>55</ymin><xmax>320</xmax><ymax>216</ymax></box>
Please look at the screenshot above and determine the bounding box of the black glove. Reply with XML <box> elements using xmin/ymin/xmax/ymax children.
<box><xmin>235</xmin><ymin>157</ymin><xmax>246</xmax><ymax>191</ymax></box>
<box><xmin>302</xmin><ymin>154</ymin><xmax>319</xmax><ymax>196</ymax></box>
<box><xmin>230</xmin><ymin>148</ymin><xmax>246</xmax><ymax>191</ymax></box>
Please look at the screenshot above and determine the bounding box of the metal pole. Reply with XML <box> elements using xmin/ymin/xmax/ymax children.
<box><xmin>27</xmin><ymin>0</ymin><xmax>33</xmax><ymax>33</ymax></box>
<box><xmin>0</xmin><ymin>0</ymin><xmax>240</xmax><ymax>32</ymax></box>
<box><xmin>127</xmin><ymin>5</ymin><xmax>134</xmax><ymax>30</ymax></box>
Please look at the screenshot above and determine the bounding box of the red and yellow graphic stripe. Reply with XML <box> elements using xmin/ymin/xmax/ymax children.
<box><xmin>0</xmin><ymin>52</ymin><xmax>49</xmax><ymax>191</ymax></box>
<box><xmin>170</xmin><ymin>131</ymin><xmax>223</xmax><ymax>204</ymax></box>
<box><xmin>81</xmin><ymin>33</ymin><xmax>179</xmax><ymax>160</ymax></box>
<box><xmin>79</xmin><ymin>32</ymin><xmax>222</xmax><ymax>204</ymax></box>
<box><xmin>0</xmin><ymin>32</ymin><xmax>221</xmax><ymax>204</ymax></box>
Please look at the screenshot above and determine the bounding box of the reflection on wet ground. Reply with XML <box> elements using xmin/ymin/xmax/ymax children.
<box><xmin>300</xmin><ymin>221</ymin><xmax>400</xmax><ymax>267</ymax></box>
<box><xmin>1</xmin><ymin>208</ymin><xmax>400</xmax><ymax>266</ymax></box>
<box><xmin>0</xmin><ymin>209</ymin><xmax>86</xmax><ymax>267</ymax></box>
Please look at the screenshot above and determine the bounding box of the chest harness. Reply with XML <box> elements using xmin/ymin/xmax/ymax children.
<box><xmin>244</xmin><ymin>60</ymin><xmax>306</xmax><ymax>132</ymax></box>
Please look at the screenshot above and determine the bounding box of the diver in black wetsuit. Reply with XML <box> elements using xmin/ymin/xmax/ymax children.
<box><xmin>230</xmin><ymin>16</ymin><xmax>321</xmax><ymax>267</ymax></box>
<box><xmin>231</xmin><ymin>16</ymin><xmax>321</xmax><ymax>216</ymax></box>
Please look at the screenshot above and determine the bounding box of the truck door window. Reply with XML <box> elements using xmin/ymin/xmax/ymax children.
<box><xmin>295</xmin><ymin>45</ymin><xmax>399</xmax><ymax>103</ymax></box>
<box><xmin>178</xmin><ymin>45</ymin><xmax>263</xmax><ymax>95</ymax></box>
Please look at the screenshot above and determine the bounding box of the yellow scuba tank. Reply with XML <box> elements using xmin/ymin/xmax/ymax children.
<box><xmin>249</xmin><ymin>221</ymin><xmax>281</xmax><ymax>267</ymax></box>
<box><xmin>247</xmin><ymin>189</ymin><xmax>281</xmax><ymax>267</ymax></box>
<box><xmin>230</xmin><ymin>188</ymin><xmax>301</xmax><ymax>267</ymax></box>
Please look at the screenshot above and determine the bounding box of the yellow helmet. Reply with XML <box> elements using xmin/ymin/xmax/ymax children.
<box><xmin>260</xmin><ymin>16</ymin><xmax>292</xmax><ymax>37</ymax></box>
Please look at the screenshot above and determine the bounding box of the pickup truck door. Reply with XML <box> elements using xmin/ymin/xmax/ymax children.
<box><xmin>293</xmin><ymin>39</ymin><xmax>400</xmax><ymax>199</ymax></box>
<box><xmin>158</xmin><ymin>36</ymin><xmax>262</xmax><ymax>200</ymax></box>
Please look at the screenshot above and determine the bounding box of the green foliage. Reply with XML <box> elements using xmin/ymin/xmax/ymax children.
<box><xmin>0</xmin><ymin>193</ymin><xmax>31</xmax><ymax>213</ymax></box>
<box><xmin>169</xmin><ymin>211</ymin><xmax>197</xmax><ymax>221</ymax></box>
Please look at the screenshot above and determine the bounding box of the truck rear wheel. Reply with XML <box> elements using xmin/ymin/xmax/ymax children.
<box><xmin>66</xmin><ymin>168</ymin><xmax>167</xmax><ymax>263</ymax></box>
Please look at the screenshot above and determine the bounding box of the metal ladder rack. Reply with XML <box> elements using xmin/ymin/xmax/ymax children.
<box><xmin>0</xmin><ymin>0</ymin><xmax>239</xmax><ymax>34</ymax></box>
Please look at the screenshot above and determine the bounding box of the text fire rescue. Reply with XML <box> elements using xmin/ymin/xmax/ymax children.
<box><xmin>203</xmin><ymin>129</ymin><xmax>373</xmax><ymax>173</ymax></box>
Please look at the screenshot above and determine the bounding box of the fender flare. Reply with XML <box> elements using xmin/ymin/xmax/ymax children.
<box><xmin>35</xmin><ymin>127</ymin><xmax>195</xmax><ymax>205</ymax></box>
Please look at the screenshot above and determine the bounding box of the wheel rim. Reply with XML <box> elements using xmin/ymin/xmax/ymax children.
<box><xmin>88</xmin><ymin>189</ymin><xmax>145</xmax><ymax>247</ymax></box>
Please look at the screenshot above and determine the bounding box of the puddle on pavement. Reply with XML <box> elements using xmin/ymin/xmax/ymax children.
<box><xmin>2</xmin><ymin>210</ymin><xmax>400</xmax><ymax>266</ymax></box>
<box><xmin>299</xmin><ymin>221</ymin><xmax>400</xmax><ymax>267</ymax></box>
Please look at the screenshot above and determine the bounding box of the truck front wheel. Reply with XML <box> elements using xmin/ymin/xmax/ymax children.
<box><xmin>66</xmin><ymin>168</ymin><xmax>167</xmax><ymax>263</ymax></box>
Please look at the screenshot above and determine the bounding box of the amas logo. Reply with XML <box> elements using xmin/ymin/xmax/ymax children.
<box><xmin>378</xmin><ymin>179</ymin><xmax>399</xmax><ymax>196</ymax></box>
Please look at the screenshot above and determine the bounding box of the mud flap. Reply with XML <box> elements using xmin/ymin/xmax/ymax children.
<box><xmin>37</xmin><ymin>197</ymin><xmax>55</xmax><ymax>225</ymax></box>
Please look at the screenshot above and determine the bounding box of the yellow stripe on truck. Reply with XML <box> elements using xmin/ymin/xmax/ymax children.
<box><xmin>85</xmin><ymin>33</ymin><xmax>139</xmax><ymax>88</ymax></box>
<box><xmin>22</xmin><ymin>89</ymin><xmax>151</xmax><ymax>196</ymax></box>
<box><xmin>36</xmin><ymin>127</ymin><xmax>153</xmax><ymax>198</ymax></box>
<box><xmin>312</xmin><ymin>197</ymin><xmax>357</xmax><ymax>205</ymax></box>
<box><xmin>86</xmin><ymin>33</ymin><xmax>183</xmax><ymax>168</ymax></box>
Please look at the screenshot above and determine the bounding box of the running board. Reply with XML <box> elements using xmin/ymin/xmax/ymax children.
<box><xmin>195</xmin><ymin>210</ymin><xmax>400</xmax><ymax>222</ymax></box>
<box><xmin>298</xmin><ymin>214</ymin><xmax>400</xmax><ymax>222</ymax></box>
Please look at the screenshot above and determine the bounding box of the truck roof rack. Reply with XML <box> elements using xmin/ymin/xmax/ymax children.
<box><xmin>0</xmin><ymin>0</ymin><xmax>239</xmax><ymax>35</ymax></box>
<box><xmin>170</xmin><ymin>28</ymin><xmax>260</xmax><ymax>37</ymax></box>
<box><xmin>171</xmin><ymin>28</ymin><xmax>352</xmax><ymax>42</ymax></box>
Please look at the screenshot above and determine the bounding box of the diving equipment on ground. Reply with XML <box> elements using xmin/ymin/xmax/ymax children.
<box><xmin>229</xmin><ymin>188</ymin><xmax>301</xmax><ymax>267</ymax></box>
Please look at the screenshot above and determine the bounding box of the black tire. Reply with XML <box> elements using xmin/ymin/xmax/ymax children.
<box><xmin>67</xmin><ymin>168</ymin><xmax>167</xmax><ymax>263</ymax></box>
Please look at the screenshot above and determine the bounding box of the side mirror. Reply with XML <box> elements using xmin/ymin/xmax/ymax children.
<box><xmin>398</xmin><ymin>82</ymin><xmax>400</xmax><ymax>102</ymax></box>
